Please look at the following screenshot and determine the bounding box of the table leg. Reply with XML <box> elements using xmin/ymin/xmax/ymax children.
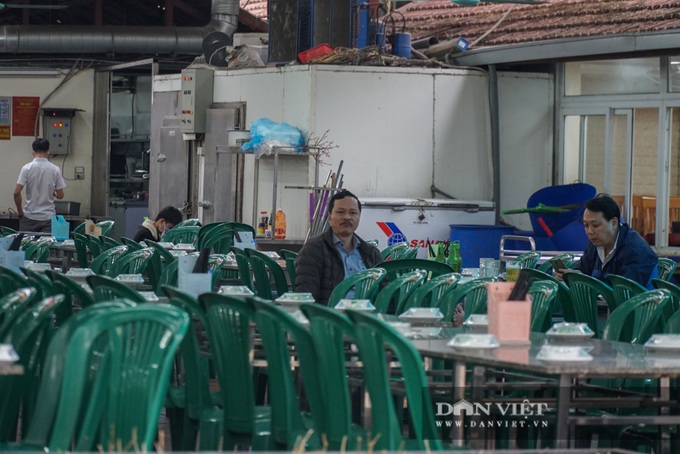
<box><xmin>452</xmin><ymin>361</ymin><xmax>466</xmax><ymax>448</ymax></box>
<box><xmin>555</xmin><ymin>374</ymin><xmax>571</xmax><ymax>449</ymax></box>
<box><xmin>470</xmin><ymin>365</ymin><xmax>486</xmax><ymax>449</ymax></box>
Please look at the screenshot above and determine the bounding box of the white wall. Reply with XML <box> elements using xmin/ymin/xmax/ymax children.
<box><xmin>0</xmin><ymin>70</ymin><xmax>95</xmax><ymax>216</ymax></box>
<box><xmin>497</xmin><ymin>72</ymin><xmax>554</xmax><ymax>232</ymax></box>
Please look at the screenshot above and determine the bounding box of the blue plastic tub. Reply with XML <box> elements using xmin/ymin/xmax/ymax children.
<box><xmin>449</xmin><ymin>224</ymin><xmax>515</xmax><ymax>269</ymax></box>
<box><xmin>527</xmin><ymin>183</ymin><xmax>596</xmax><ymax>238</ymax></box>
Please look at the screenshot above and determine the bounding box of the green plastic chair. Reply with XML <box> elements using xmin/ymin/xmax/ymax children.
<box><xmin>606</xmin><ymin>273</ymin><xmax>647</xmax><ymax>311</ymax></box>
<box><xmin>509</xmin><ymin>251</ymin><xmax>542</xmax><ymax>270</ymax></box>
<box><xmin>120</xmin><ymin>237</ymin><xmax>144</xmax><ymax>251</ymax></box>
<box><xmin>528</xmin><ymin>280</ymin><xmax>559</xmax><ymax>332</ymax></box>
<box><xmin>651</xmin><ymin>278</ymin><xmax>680</xmax><ymax>321</ymax></box>
<box><xmin>0</xmin><ymin>266</ymin><xmax>29</xmax><ymax>297</ymax></box>
<box><xmin>536</xmin><ymin>252</ymin><xmax>574</xmax><ymax>273</ymax></box>
<box><xmin>176</xmin><ymin>218</ymin><xmax>201</xmax><ymax>227</ymax></box>
<box><xmin>88</xmin><ymin>245</ymin><xmax>128</xmax><ymax>275</ymax></box>
<box><xmin>158</xmin><ymin>259</ymin><xmax>179</xmax><ymax>289</ymax></box>
<box><xmin>279</xmin><ymin>249</ymin><xmax>298</xmax><ymax>287</ymax></box>
<box><xmin>85</xmin><ymin>274</ymin><xmax>147</xmax><ymax>303</ymax></box>
<box><xmin>373</xmin><ymin>270</ymin><xmax>427</xmax><ymax>314</ymax></box>
<box><xmin>46</xmin><ymin>304</ymin><xmax>188</xmax><ymax>451</ymax></box>
<box><xmin>523</xmin><ymin>268</ymin><xmax>572</xmax><ymax>320</ymax></box>
<box><xmin>72</xmin><ymin>232</ymin><xmax>91</xmax><ymax>268</ymax></box>
<box><xmin>230</xmin><ymin>246</ymin><xmax>254</xmax><ymax>291</ymax></box>
<box><xmin>145</xmin><ymin>240</ymin><xmax>177</xmax><ymax>267</ymax></box>
<box><xmin>11</xmin><ymin>301</ymin><xmax>134</xmax><ymax>451</ymax></box>
<box><xmin>199</xmin><ymin>293</ymin><xmax>272</xmax><ymax>450</ymax></box>
<box><xmin>365</xmin><ymin>239</ymin><xmax>379</xmax><ymax>248</ymax></box>
<box><xmin>603</xmin><ymin>289</ymin><xmax>671</xmax><ymax>344</ymax></box>
<box><xmin>72</xmin><ymin>222</ymin><xmax>85</xmax><ymax>235</ymax></box>
<box><xmin>106</xmin><ymin>247</ymin><xmax>154</xmax><ymax>278</ymax></box>
<box><xmin>0</xmin><ymin>226</ymin><xmax>17</xmax><ymax>236</ymax></box>
<box><xmin>197</xmin><ymin>223</ymin><xmax>232</xmax><ymax>254</ymax></box>
<box><xmin>45</xmin><ymin>269</ymin><xmax>95</xmax><ymax>310</ymax></box>
<box><xmin>245</xmin><ymin>248</ymin><xmax>289</xmax><ymax>300</ymax></box>
<box><xmin>0</xmin><ymin>294</ymin><xmax>66</xmax><ymax>443</ymax></box>
<box><xmin>161</xmin><ymin>286</ymin><xmax>222</xmax><ymax>451</ymax></box>
<box><xmin>395</xmin><ymin>247</ymin><xmax>419</xmax><ymax>260</ymax></box>
<box><xmin>326</xmin><ymin>268</ymin><xmax>387</xmax><ymax>308</ymax></box>
<box><xmin>380</xmin><ymin>242</ymin><xmax>409</xmax><ymax>261</ymax></box>
<box><xmin>439</xmin><ymin>276</ymin><xmax>498</xmax><ymax>321</ymax></box>
<box><xmin>657</xmin><ymin>257</ymin><xmax>677</xmax><ymax>281</ymax></box>
<box><xmin>399</xmin><ymin>272</ymin><xmax>461</xmax><ymax>314</ymax></box>
<box><xmin>345</xmin><ymin>310</ymin><xmax>444</xmax><ymax>450</ymax></box>
<box><xmin>95</xmin><ymin>220</ymin><xmax>115</xmax><ymax>237</ymax></box>
<box><xmin>562</xmin><ymin>272</ymin><xmax>615</xmax><ymax>337</ymax></box>
<box><xmin>163</xmin><ymin>226</ymin><xmax>200</xmax><ymax>245</ymax></box>
<box><xmin>23</xmin><ymin>237</ymin><xmax>55</xmax><ymax>263</ymax></box>
<box><xmin>664</xmin><ymin>309</ymin><xmax>680</xmax><ymax>333</ymax></box>
<box><xmin>375</xmin><ymin>258</ymin><xmax>454</xmax><ymax>282</ymax></box>
<box><xmin>99</xmin><ymin>235</ymin><xmax>122</xmax><ymax>251</ymax></box>
<box><xmin>0</xmin><ymin>287</ymin><xmax>40</xmax><ymax>340</ymax></box>
<box><xmin>299</xmin><ymin>303</ymin><xmax>368</xmax><ymax>450</ymax></box>
<box><xmin>20</xmin><ymin>267</ymin><xmax>54</xmax><ymax>298</ymax></box>
<box><xmin>85</xmin><ymin>234</ymin><xmax>103</xmax><ymax>257</ymax></box>
<box><xmin>252</xmin><ymin>298</ymin><xmax>324</xmax><ymax>449</ymax></box>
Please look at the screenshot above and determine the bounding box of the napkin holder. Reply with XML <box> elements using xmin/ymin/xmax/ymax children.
<box><xmin>178</xmin><ymin>255</ymin><xmax>212</xmax><ymax>296</ymax></box>
<box><xmin>486</xmin><ymin>282</ymin><xmax>532</xmax><ymax>344</ymax></box>
<box><xmin>84</xmin><ymin>219</ymin><xmax>102</xmax><ymax>237</ymax></box>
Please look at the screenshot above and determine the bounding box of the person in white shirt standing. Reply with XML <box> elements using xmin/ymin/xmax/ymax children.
<box><xmin>13</xmin><ymin>138</ymin><xmax>66</xmax><ymax>233</ymax></box>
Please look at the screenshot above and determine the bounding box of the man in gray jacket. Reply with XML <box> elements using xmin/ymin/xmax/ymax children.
<box><xmin>295</xmin><ymin>190</ymin><xmax>382</xmax><ymax>305</ymax></box>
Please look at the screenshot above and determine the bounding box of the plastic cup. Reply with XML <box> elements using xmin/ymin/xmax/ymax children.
<box><xmin>506</xmin><ymin>262</ymin><xmax>521</xmax><ymax>282</ymax></box>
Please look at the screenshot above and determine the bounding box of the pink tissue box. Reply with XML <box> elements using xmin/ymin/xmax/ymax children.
<box><xmin>486</xmin><ymin>282</ymin><xmax>532</xmax><ymax>344</ymax></box>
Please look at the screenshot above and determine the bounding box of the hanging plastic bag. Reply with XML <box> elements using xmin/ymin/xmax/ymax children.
<box><xmin>241</xmin><ymin>118</ymin><xmax>304</xmax><ymax>158</ymax></box>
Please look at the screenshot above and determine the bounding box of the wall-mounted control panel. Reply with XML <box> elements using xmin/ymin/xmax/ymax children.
<box><xmin>180</xmin><ymin>68</ymin><xmax>214</xmax><ymax>134</ymax></box>
<box><xmin>42</xmin><ymin>108</ymin><xmax>77</xmax><ymax>155</ymax></box>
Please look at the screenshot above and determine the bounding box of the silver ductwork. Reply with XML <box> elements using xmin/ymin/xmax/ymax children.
<box><xmin>0</xmin><ymin>0</ymin><xmax>239</xmax><ymax>55</ymax></box>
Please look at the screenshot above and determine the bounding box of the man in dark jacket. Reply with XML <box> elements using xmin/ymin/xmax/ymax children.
<box><xmin>555</xmin><ymin>194</ymin><xmax>658</xmax><ymax>289</ymax></box>
<box><xmin>295</xmin><ymin>190</ymin><xmax>382</xmax><ymax>305</ymax></box>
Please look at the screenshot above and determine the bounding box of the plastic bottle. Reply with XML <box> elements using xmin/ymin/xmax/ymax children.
<box><xmin>257</xmin><ymin>211</ymin><xmax>267</xmax><ymax>236</ymax></box>
<box><xmin>435</xmin><ymin>242</ymin><xmax>445</xmax><ymax>262</ymax></box>
<box><xmin>449</xmin><ymin>241</ymin><xmax>462</xmax><ymax>273</ymax></box>
<box><xmin>275</xmin><ymin>208</ymin><xmax>287</xmax><ymax>240</ymax></box>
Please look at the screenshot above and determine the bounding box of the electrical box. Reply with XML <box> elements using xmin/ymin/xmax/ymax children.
<box><xmin>180</xmin><ymin>68</ymin><xmax>214</xmax><ymax>134</ymax></box>
<box><xmin>42</xmin><ymin>108</ymin><xmax>77</xmax><ymax>155</ymax></box>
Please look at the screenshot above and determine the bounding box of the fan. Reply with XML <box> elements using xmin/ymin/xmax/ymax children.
<box><xmin>0</xmin><ymin>2</ymin><xmax>68</xmax><ymax>10</ymax></box>
<box><xmin>452</xmin><ymin>0</ymin><xmax>545</xmax><ymax>5</ymax></box>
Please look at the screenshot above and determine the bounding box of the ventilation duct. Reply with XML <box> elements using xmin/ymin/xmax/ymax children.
<box><xmin>0</xmin><ymin>0</ymin><xmax>239</xmax><ymax>56</ymax></box>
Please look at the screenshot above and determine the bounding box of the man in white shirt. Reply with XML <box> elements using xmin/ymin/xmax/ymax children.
<box><xmin>13</xmin><ymin>138</ymin><xmax>66</xmax><ymax>232</ymax></box>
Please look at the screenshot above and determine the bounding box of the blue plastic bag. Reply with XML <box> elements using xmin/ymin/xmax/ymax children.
<box><xmin>52</xmin><ymin>215</ymin><xmax>70</xmax><ymax>241</ymax></box>
<box><xmin>241</xmin><ymin>118</ymin><xmax>304</xmax><ymax>157</ymax></box>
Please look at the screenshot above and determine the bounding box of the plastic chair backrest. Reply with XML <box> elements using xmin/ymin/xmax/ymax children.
<box><xmin>85</xmin><ymin>274</ymin><xmax>147</xmax><ymax>303</ymax></box>
<box><xmin>606</xmin><ymin>273</ymin><xmax>647</xmax><ymax>310</ymax></box>
<box><xmin>175</xmin><ymin>218</ymin><xmax>201</xmax><ymax>227</ymax></box>
<box><xmin>345</xmin><ymin>310</ymin><xmax>443</xmax><ymax>450</ymax></box>
<box><xmin>99</xmin><ymin>235</ymin><xmax>122</xmax><ymax>251</ymax></box>
<box><xmin>394</xmin><ymin>247</ymin><xmax>418</xmax><ymax>260</ymax></box>
<box><xmin>365</xmin><ymin>239</ymin><xmax>380</xmax><ymax>248</ymax></box>
<box><xmin>246</xmin><ymin>248</ymin><xmax>289</xmax><ymax>299</ymax></box>
<box><xmin>528</xmin><ymin>280</ymin><xmax>559</xmax><ymax>332</ymax></box>
<box><xmin>536</xmin><ymin>252</ymin><xmax>574</xmax><ymax>273</ymax></box>
<box><xmin>21</xmin><ymin>267</ymin><xmax>54</xmax><ymax>297</ymax></box>
<box><xmin>163</xmin><ymin>226</ymin><xmax>200</xmax><ymax>245</ymax></box>
<box><xmin>300</xmin><ymin>303</ymin><xmax>357</xmax><ymax>450</ymax></box>
<box><xmin>0</xmin><ymin>265</ymin><xmax>29</xmax><ymax>296</ymax></box>
<box><xmin>47</xmin><ymin>304</ymin><xmax>188</xmax><ymax>451</ymax></box>
<box><xmin>375</xmin><ymin>258</ymin><xmax>453</xmax><ymax>282</ymax></box>
<box><xmin>106</xmin><ymin>247</ymin><xmax>154</xmax><ymax>278</ymax></box>
<box><xmin>657</xmin><ymin>257</ymin><xmax>677</xmax><ymax>281</ymax></box>
<box><xmin>230</xmin><ymin>246</ymin><xmax>254</xmax><ymax>291</ymax></box>
<box><xmin>144</xmin><ymin>240</ymin><xmax>177</xmax><ymax>267</ymax></box>
<box><xmin>24</xmin><ymin>237</ymin><xmax>55</xmax><ymax>263</ymax></box>
<box><xmin>72</xmin><ymin>232</ymin><xmax>91</xmax><ymax>268</ymax></box>
<box><xmin>439</xmin><ymin>277</ymin><xmax>498</xmax><ymax>321</ymax></box>
<box><xmin>120</xmin><ymin>237</ymin><xmax>144</xmax><ymax>251</ymax></box>
<box><xmin>89</xmin><ymin>245</ymin><xmax>128</xmax><ymax>275</ymax></box>
<box><xmin>158</xmin><ymin>259</ymin><xmax>179</xmax><ymax>289</ymax></box>
<box><xmin>85</xmin><ymin>234</ymin><xmax>103</xmax><ymax>257</ymax></box>
<box><xmin>373</xmin><ymin>270</ymin><xmax>426</xmax><ymax>314</ymax></box>
<box><xmin>199</xmin><ymin>293</ymin><xmax>259</xmax><ymax>437</ymax></box>
<box><xmin>0</xmin><ymin>294</ymin><xmax>66</xmax><ymax>442</ymax></box>
<box><xmin>95</xmin><ymin>220</ymin><xmax>115</xmax><ymax>236</ymax></box>
<box><xmin>72</xmin><ymin>223</ymin><xmax>85</xmax><ymax>235</ymax></box>
<box><xmin>253</xmin><ymin>298</ymin><xmax>324</xmax><ymax>449</ymax></box>
<box><xmin>562</xmin><ymin>272</ymin><xmax>614</xmax><ymax>337</ymax></box>
<box><xmin>20</xmin><ymin>301</ymin><xmax>135</xmax><ymax>449</ymax></box>
<box><xmin>0</xmin><ymin>287</ymin><xmax>39</xmax><ymax>340</ymax></box>
<box><xmin>399</xmin><ymin>272</ymin><xmax>461</xmax><ymax>314</ymax></box>
<box><xmin>279</xmin><ymin>249</ymin><xmax>298</xmax><ymax>286</ymax></box>
<box><xmin>0</xmin><ymin>226</ymin><xmax>17</xmax><ymax>236</ymax></box>
<box><xmin>46</xmin><ymin>269</ymin><xmax>95</xmax><ymax>309</ymax></box>
<box><xmin>523</xmin><ymin>268</ymin><xmax>572</xmax><ymax>320</ymax></box>
<box><xmin>326</xmin><ymin>268</ymin><xmax>387</xmax><ymax>308</ymax></box>
<box><xmin>665</xmin><ymin>308</ymin><xmax>680</xmax><ymax>333</ymax></box>
<box><xmin>652</xmin><ymin>278</ymin><xmax>680</xmax><ymax>320</ymax></box>
<box><xmin>198</xmin><ymin>223</ymin><xmax>232</xmax><ymax>254</ymax></box>
<box><xmin>509</xmin><ymin>251</ymin><xmax>542</xmax><ymax>269</ymax></box>
<box><xmin>603</xmin><ymin>289</ymin><xmax>670</xmax><ymax>343</ymax></box>
<box><xmin>380</xmin><ymin>242</ymin><xmax>409</xmax><ymax>261</ymax></box>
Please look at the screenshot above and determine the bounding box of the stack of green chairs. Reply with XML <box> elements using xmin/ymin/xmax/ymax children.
<box><xmin>439</xmin><ymin>277</ymin><xmax>498</xmax><ymax>321</ymax></box>
<box><xmin>562</xmin><ymin>272</ymin><xmax>614</xmax><ymax>337</ymax></box>
<box><xmin>23</xmin><ymin>237</ymin><xmax>55</xmax><ymax>263</ymax></box>
<box><xmin>380</xmin><ymin>242</ymin><xmax>410</xmax><ymax>261</ymax></box>
<box><xmin>373</xmin><ymin>270</ymin><xmax>427</xmax><ymax>314</ymax></box>
<box><xmin>95</xmin><ymin>220</ymin><xmax>115</xmax><ymax>236</ymax></box>
<box><xmin>45</xmin><ymin>269</ymin><xmax>95</xmax><ymax>310</ymax></box>
<box><xmin>279</xmin><ymin>249</ymin><xmax>298</xmax><ymax>287</ymax></box>
<box><xmin>163</xmin><ymin>226</ymin><xmax>200</xmax><ymax>245</ymax></box>
<box><xmin>376</xmin><ymin>258</ymin><xmax>453</xmax><ymax>281</ymax></box>
<box><xmin>0</xmin><ymin>266</ymin><xmax>29</xmax><ymax>296</ymax></box>
<box><xmin>245</xmin><ymin>249</ymin><xmax>289</xmax><ymax>300</ymax></box>
<box><xmin>85</xmin><ymin>274</ymin><xmax>147</xmax><ymax>303</ymax></box>
<box><xmin>88</xmin><ymin>245</ymin><xmax>128</xmax><ymax>275</ymax></box>
<box><xmin>657</xmin><ymin>257</ymin><xmax>677</xmax><ymax>281</ymax></box>
<box><xmin>399</xmin><ymin>272</ymin><xmax>461</xmax><ymax>314</ymax></box>
<box><xmin>326</xmin><ymin>268</ymin><xmax>387</xmax><ymax>307</ymax></box>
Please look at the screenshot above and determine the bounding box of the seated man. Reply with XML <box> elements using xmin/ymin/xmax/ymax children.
<box><xmin>295</xmin><ymin>190</ymin><xmax>382</xmax><ymax>305</ymax></box>
<box><xmin>555</xmin><ymin>194</ymin><xmax>658</xmax><ymax>289</ymax></box>
<box><xmin>133</xmin><ymin>206</ymin><xmax>183</xmax><ymax>243</ymax></box>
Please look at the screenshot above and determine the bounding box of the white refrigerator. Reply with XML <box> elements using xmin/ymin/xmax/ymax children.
<box><xmin>356</xmin><ymin>198</ymin><xmax>496</xmax><ymax>258</ymax></box>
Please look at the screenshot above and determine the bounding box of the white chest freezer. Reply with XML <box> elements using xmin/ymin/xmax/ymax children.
<box><xmin>356</xmin><ymin>198</ymin><xmax>496</xmax><ymax>258</ymax></box>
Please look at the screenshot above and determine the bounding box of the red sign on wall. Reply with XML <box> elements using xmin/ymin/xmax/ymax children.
<box><xmin>12</xmin><ymin>96</ymin><xmax>40</xmax><ymax>137</ymax></box>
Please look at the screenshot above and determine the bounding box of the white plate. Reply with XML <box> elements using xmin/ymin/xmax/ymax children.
<box><xmin>60</xmin><ymin>239</ymin><xmax>75</xmax><ymax>246</ymax></box>
<box><xmin>546</xmin><ymin>322</ymin><xmax>595</xmax><ymax>340</ymax></box>
<box><xmin>139</xmin><ymin>291</ymin><xmax>159</xmax><ymax>301</ymax></box>
<box><xmin>114</xmin><ymin>274</ymin><xmax>145</xmax><ymax>283</ymax></box>
<box><xmin>219</xmin><ymin>285</ymin><xmax>255</xmax><ymax>296</ymax></box>
<box><xmin>276</xmin><ymin>292</ymin><xmax>315</xmax><ymax>305</ymax></box>
<box><xmin>169</xmin><ymin>250</ymin><xmax>188</xmax><ymax>257</ymax></box>
<box><xmin>399</xmin><ymin>308</ymin><xmax>444</xmax><ymax>323</ymax></box>
<box><xmin>66</xmin><ymin>267</ymin><xmax>95</xmax><ymax>276</ymax></box>
<box><xmin>158</xmin><ymin>242</ymin><xmax>174</xmax><ymax>249</ymax></box>
<box><xmin>0</xmin><ymin>344</ymin><xmax>19</xmax><ymax>362</ymax></box>
<box><xmin>645</xmin><ymin>334</ymin><xmax>680</xmax><ymax>351</ymax></box>
<box><xmin>448</xmin><ymin>334</ymin><xmax>499</xmax><ymax>349</ymax></box>
<box><xmin>536</xmin><ymin>345</ymin><xmax>593</xmax><ymax>362</ymax></box>
<box><xmin>334</xmin><ymin>299</ymin><xmax>376</xmax><ymax>312</ymax></box>
<box><xmin>173</xmin><ymin>243</ymin><xmax>195</xmax><ymax>251</ymax></box>
<box><xmin>387</xmin><ymin>321</ymin><xmax>412</xmax><ymax>335</ymax></box>
<box><xmin>463</xmin><ymin>314</ymin><xmax>488</xmax><ymax>328</ymax></box>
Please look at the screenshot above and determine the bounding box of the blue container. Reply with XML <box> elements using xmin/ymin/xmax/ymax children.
<box><xmin>449</xmin><ymin>224</ymin><xmax>515</xmax><ymax>269</ymax></box>
<box><xmin>393</xmin><ymin>33</ymin><xmax>412</xmax><ymax>59</ymax></box>
<box><xmin>526</xmin><ymin>183</ymin><xmax>596</xmax><ymax>238</ymax></box>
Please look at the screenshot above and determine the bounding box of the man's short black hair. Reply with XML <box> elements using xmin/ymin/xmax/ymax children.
<box><xmin>585</xmin><ymin>193</ymin><xmax>621</xmax><ymax>223</ymax></box>
<box><xmin>32</xmin><ymin>138</ymin><xmax>50</xmax><ymax>153</ymax></box>
<box><xmin>328</xmin><ymin>190</ymin><xmax>362</xmax><ymax>214</ymax></box>
<box><xmin>155</xmin><ymin>206</ymin><xmax>183</xmax><ymax>227</ymax></box>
